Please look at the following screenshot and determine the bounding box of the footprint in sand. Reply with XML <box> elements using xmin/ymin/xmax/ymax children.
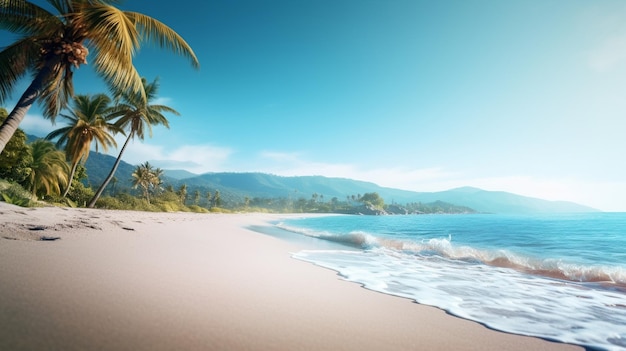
<box><xmin>39</xmin><ymin>236</ymin><xmax>61</xmax><ymax>241</ymax></box>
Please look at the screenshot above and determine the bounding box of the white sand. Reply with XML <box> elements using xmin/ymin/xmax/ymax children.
<box><xmin>0</xmin><ymin>202</ymin><xmax>583</xmax><ymax>351</ymax></box>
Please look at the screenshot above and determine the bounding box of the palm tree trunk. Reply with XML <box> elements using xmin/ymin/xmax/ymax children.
<box><xmin>62</xmin><ymin>161</ymin><xmax>79</xmax><ymax>198</ymax></box>
<box><xmin>0</xmin><ymin>64</ymin><xmax>54</xmax><ymax>155</ymax></box>
<box><xmin>87</xmin><ymin>132</ymin><xmax>133</xmax><ymax>208</ymax></box>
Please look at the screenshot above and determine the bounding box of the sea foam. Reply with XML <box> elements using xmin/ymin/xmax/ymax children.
<box><xmin>293</xmin><ymin>248</ymin><xmax>626</xmax><ymax>350</ymax></box>
<box><xmin>278</xmin><ymin>222</ymin><xmax>626</xmax><ymax>286</ymax></box>
<box><xmin>281</xmin><ymin>214</ymin><xmax>626</xmax><ymax>350</ymax></box>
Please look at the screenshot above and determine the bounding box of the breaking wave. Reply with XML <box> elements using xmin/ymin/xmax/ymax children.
<box><xmin>276</xmin><ymin>222</ymin><xmax>626</xmax><ymax>287</ymax></box>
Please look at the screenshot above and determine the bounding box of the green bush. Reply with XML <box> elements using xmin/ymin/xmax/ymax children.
<box><xmin>0</xmin><ymin>181</ymin><xmax>35</xmax><ymax>207</ymax></box>
<box><xmin>153</xmin><ymin>200</ymin><xmax>181</xmax><ymax>212</ymax></box>
<box><xmin>187</xmin><ymin>205</ymin><xmax>209</xmax><ymax>213</ymax></box>
<box><xmin>92</xmin><ymin>196</ymin><xmax>124</xmax><ymax>210</ymax></box>
<box><xmin>66</xmin><ymin>182</ymin><xmax>95</xmax><ymax>207</ymax></box>
<box><xmin>209</xmin><ymin>207</ymin><xmax>232</xmax><ymax>213</ymax></box>
<box><xmin>43</xmin><ymin>194</ymin><xmax>77</xmax><ymax>208</ymax></box>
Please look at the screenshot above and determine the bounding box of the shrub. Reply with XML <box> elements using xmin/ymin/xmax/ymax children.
<box><xmin>0</xmin><ymin>182</ymin><xmax>35</xmax><ymax>207</ymax></box>
<box><xmin>93</xmin><ymin>196</ymin><xmax>124</xmax><ymax>210</ymax></box>
<box><xmin>66</xmin><ymin>182</ymin><xmax>95</xmax><ymax>207</ymax></box>
<box><xmin>187</xmin><ymin>205</ymin><xmax>209</xmax><ymax>213</ymax></box>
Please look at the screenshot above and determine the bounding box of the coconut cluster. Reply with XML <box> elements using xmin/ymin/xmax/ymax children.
<box><xmin>41</xmin><ymin>38</ymin><xmax>89</xmax><ymax>68</ymax></box>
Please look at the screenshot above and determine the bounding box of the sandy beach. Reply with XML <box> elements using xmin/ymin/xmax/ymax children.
<box><xmin>0</xmin><ymin>202</ymin><xmax>583</xmax><ymax>351</ymax></box>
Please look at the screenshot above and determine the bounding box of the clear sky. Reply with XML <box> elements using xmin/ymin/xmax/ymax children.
<box><xmin>3</xmin><ymin>0</ymin><xmax>626</xmax><ymax>211</ymax></box>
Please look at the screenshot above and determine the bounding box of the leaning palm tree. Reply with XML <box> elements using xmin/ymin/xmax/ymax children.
<box><xmin>23</xmin><ymin>139</ymin><xmax>70</xmax><ymax>198</ymax></box>
<box><xmin>46</xmin><ymin>93</ymin><xmax>121</xmax><ymax>197</ymax></box>
<box><xmin>88</xmin><ymin>77</ymin><xmax>177</xmax><ymax>207</ymax></box>
<box><xmin>0</xmin><ymin>0</ymin><xmax>199</xmax><ymax>155</ymax></box>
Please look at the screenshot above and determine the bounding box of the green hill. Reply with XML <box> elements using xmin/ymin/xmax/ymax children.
<box><xmin>87</xmin><ymin>154</ymin><xmax>597</xmax><ymax>213</ymax></box>
<box><xmin>22</xmin><ymin>137</ymin><xmax>597</xmax><ymax>214</ymax></box>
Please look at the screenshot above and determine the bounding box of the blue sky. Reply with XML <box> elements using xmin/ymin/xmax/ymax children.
<box><xmin>3</xmin><ymin>0</ymin><xmax>626</xmax><ymax>211</ymax></box>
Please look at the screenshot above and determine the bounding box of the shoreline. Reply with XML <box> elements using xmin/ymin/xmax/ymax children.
<box><xmin>0</xmin><ymin>203</ymin><xmax>583</xmax><ymax>350</ymax></box>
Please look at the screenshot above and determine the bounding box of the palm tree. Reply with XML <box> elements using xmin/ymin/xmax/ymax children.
<box><xmin>213</xmin><ymin>190</ymin><xmax>221</xmax><ymax>208</ymax></box>
<box><xmin>151</xmin><ymin>166</ymin><xmax>164</xmax><ymax>196</ymax></box>
<box><xmin>131</xmin><ymin>161</ymin><xmax>159</xmax><ymax>204</ymax></box>
<box><xmin>46</xmin><ymin>93</ymin><xmax>121</xmax><ymax>197</ymax></box>
<box><xmin>178</xmin><ymin>184</ymin><xmax>188</xmax><ymax>205</ymax></box>
<box><xmin>88</xmin><ymin>77</ymin><xmax>178</xmax><ymax>207</ymax></box>
<box><xmin>193</xmin><ymin>190</ymin><xmax>200</xmax><ymax>205</ymax></box>
<box><xmin>206</xmin><ymin>191</ymin><xmax>213</xmax><ymax>208</ymax></box>
<box><xmin>23</xmin><ymin>140</ymin><xmax>70</xmax><ymax>198</ymax></box>
<box><xmin>0</xmin><ymin>0</ymin><xmax>199</xmax><ymax>155</ymax></box>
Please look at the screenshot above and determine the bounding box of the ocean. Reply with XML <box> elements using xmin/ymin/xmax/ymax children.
<box><xmin>274</xmin><ymin>213</ymin><xmax>626</xmax><ymax>351</ymax></box>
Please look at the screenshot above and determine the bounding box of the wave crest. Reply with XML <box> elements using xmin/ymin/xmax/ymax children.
<box><xmin>278</xmin><ymin>222</ymin><xmax>626</xmax><ymax>287</ymax></box>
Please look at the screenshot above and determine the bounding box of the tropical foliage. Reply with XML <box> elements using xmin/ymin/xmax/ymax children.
<box><xmin>23</xmin><ymin>139</ymin><xmax>70</xmax><ymax>198</ymax></box>
<box><xmin>0</xmin><ymin>0</ymin><xmax>199</xmax><ymax>155</ymax></box>
<box><xmin>47</xmin><ymin>93</ymin><xmax>121</xmax><ymax>197</ymax></box>
<box><xmin>0</xmin><ymin>108</ymin><xmax>31</xmax><ymax>183</ymax></box>
<box><xmin>88</xmin><ymin>77</ymin><xmax>178</xmax><ymax>207</ymax></box>
<box><xmin>131</xmin><ymin>161</ymin><xmax>163</xmax><ymax>204</ymax></box>
<box><xmin>0</xmin><ymin>179</ymin><xmax>35</xmax><ymax>207</ymax></box>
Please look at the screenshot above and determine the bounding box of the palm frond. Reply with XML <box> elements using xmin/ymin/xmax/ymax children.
<box><xmin>125</xmin><ymin>11</ymin><xmax>200</xmax><ymax>69</ymax></box>
<box><xmin>48</xmin><ymin>93</ymin><xmax>120</xmax><ymax>165</ymax></box>
<box><xmin>151</xmin><ymin>105</ymin><xmax>179</xmax><ymax>116</ymax></box>
<box><xmin>79</xmin><ymin>4</ymin><xmax>146</xmax><ymax>98</ymax></box>
<box><xmin>45</xmin><ymin>124</ymin><xmax>72</xmax><ymax>148</ymax></box>
<box><xmin>0</xmin><ymin>37</ymin><xmax>40</xmax><ymax>103</ymax></box>
<box><xmin>82</xmin><ymin>4</ymin><xmax>140</xmax><ymax>58</ymax></box>
<box><xmin>92</xmin><ymin>48</ymin><xmax>144</xmax><ymax>101</ymax></box>
<box><xmin>38</xmin><ymin>60</ymin><xmax>68</xmax><ymax>119</ymax></box>
<box><xmin>27</xmin><ymin>139</ymin><xmax>69</xmax><ymax>197</ymax></box>
<box><xmin>45</xmin><ymin>0</ymin><xmax>72</xmax><ymax>16</ymax></box>
<box><xmin>0</xmin><ymin>0</ymin><xmax>60</xmax><ymax>36</ymax></box>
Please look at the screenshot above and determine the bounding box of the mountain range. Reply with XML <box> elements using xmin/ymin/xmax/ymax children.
<box><xmin>82</xmin><ymin>151</ymin><xmax>598</xmax><ymax>214</ymax></box>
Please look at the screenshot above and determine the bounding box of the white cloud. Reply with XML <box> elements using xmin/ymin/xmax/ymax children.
<box><xmin>257</xmin><ymin>151</ymin><xmax>357</xmax><ymax>177</ymax></box>
<box><xmin>256</xmin><ymin>151</ymin><xmax>458</xmax><ymax>190</ymax></box>
<box><xmin>153</xmin><ymin>96</ymin><xmax>174</xmax><ymax>106</ymax></box>
<box><xmin>588</xmin><ymin>34</ymin><xmax>626</xmax><ymax>72</ymax></box>
<box><xmin>107</xmin><ymin>139</ymin><xmax>233</xmax><ymax>174</ymax></box>
<box><xmin>20</xmin><ymin>113</ymin><xmax>55</xmax><ymax>137</ymax></box>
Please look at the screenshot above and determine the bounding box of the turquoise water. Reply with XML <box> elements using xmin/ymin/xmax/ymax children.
<box><xmin>277</xmin><ymin>213</ymin><xmax>626</xmax><ymax>350</ymax></box>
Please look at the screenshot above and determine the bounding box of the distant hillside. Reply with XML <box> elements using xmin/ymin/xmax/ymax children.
<box><xmin>83</xmin><ymin>157</ymin><xmax>597</xmax><ymax>213</ymax></box>
<box><xmin>26</xmin><ymin>134</ymin><xmax>41</xmax><ymax>144</ymax></box>
<box><xmin>413</xmin><ymin>187</ymin><xmax>598</xmax><ymax>214</ymax></box>
<box><xmin>162</xmin><ymin>169</ymin><xmax>198</xmax><ymax>180</ymax></box>
<box><xmin>83</xmin><ymin>152</ymin><xmax>136</xmax><ymax>189</ymax></box>
<box><xmin>22</xmin><ymin>134</ymin><xmax>597</xmax><ymax>214</ymax></box>
<box><xmin>174</xmin><ymin>174</ymin><xmax>596</xmax><ymax>214</ymax></box>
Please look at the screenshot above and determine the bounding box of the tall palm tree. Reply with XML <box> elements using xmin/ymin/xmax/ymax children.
<box><xmin>46</xmin><ymin>93</ymin><xmax>121</xmax><ymax>197</ymax></box>
<box><xmin>88</xmin><ymin>77</ymin><xmax>177</xmax><ymax>207</ymax></box>
<box><xmin>23</xmin><ymin>139</ymin><xmax>70</xmax><ymax>198</ymax></box>
<box><xmin>0</xmin><ymin>0</ymin><xmax>199</xmax><ymax>155</ymax></box>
